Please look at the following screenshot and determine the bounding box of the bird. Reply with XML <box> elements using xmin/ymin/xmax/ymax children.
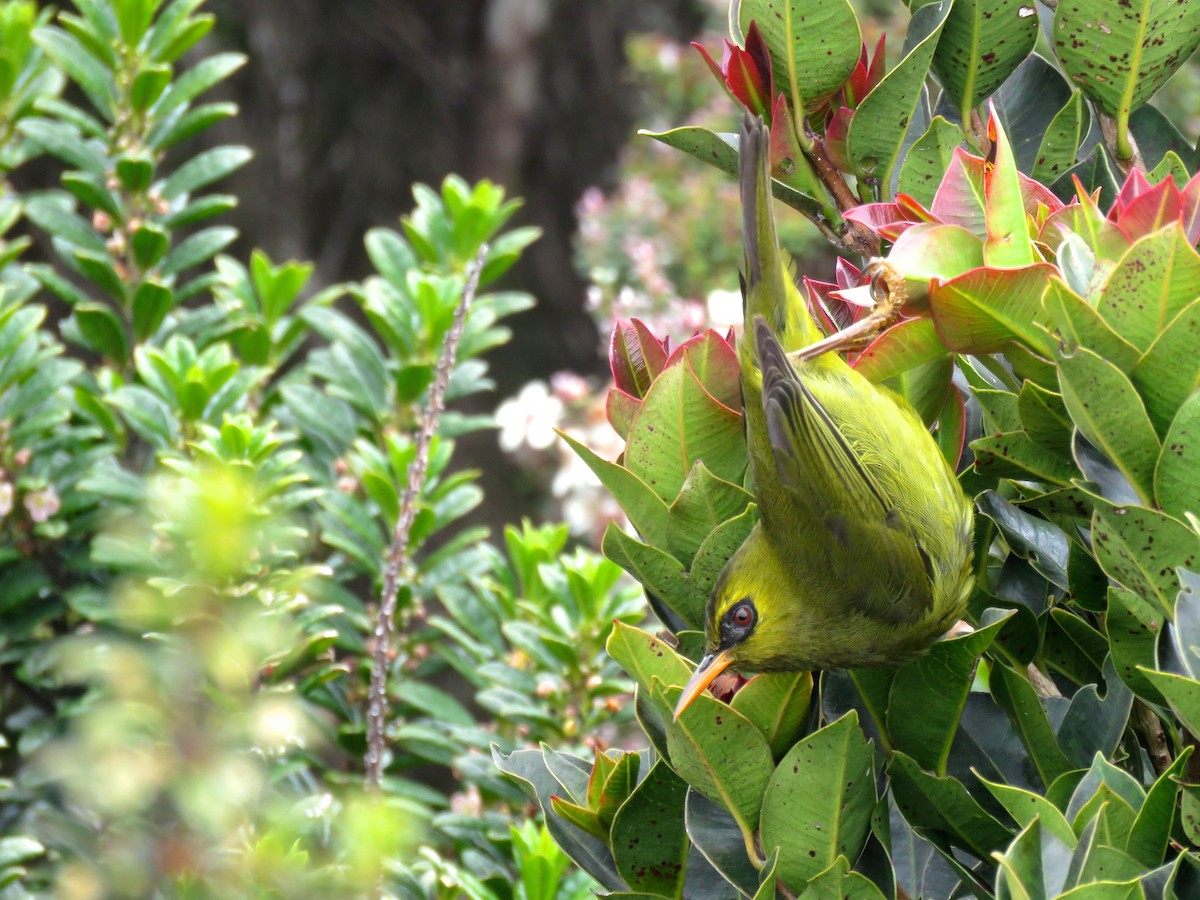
<box><xmin>673</xmin><ymin>115</ymin><xmax>974</xmax><ymax>718</ymax></box>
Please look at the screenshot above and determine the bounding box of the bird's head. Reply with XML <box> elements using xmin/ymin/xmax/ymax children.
<box><xmin>673</xmin><ymin>528</ymin><xmax>779</xmax><ymax>718</ymax></box>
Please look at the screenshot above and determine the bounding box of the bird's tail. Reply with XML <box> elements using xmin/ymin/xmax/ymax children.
<box><xmin>738</xmin><ymin>114</ymin><xmax>823</xmax><ymax>360</ymax></box>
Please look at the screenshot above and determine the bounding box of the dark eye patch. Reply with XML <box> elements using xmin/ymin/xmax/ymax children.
<box><xmin>719</xmin><ymin>598</ymin><xmax>757</xmax><ymax>648</ymax></box>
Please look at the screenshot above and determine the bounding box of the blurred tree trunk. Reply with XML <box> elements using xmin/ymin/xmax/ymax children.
<box><xmin>208</xmin><ymin>0</ymin><xmax>705</xmax><ymax>390</ymax></box>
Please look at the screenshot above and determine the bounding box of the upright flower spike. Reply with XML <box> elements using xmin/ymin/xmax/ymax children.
<box><xmin>693</xmin><ymin>21</ymin><xmax>775</xmax><ymax>120</ymax></box>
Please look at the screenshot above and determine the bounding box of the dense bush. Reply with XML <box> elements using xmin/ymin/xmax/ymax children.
<box><xmin>516</xmin><ymin>1</ymin><xmax>1200</xmax><ymax>898</ymax></box>
<box><xmin>0</xmin><ymin>0</ymin><xmax>635</xmax><ymax>895</ymax></box>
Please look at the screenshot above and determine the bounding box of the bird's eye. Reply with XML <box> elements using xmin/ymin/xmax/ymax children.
<box><xmin>731</xmin><ymin>602</ymin><xmax>755</xmax><ymax>629</ymax></box>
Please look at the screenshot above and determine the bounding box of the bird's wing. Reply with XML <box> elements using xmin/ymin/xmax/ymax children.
<box><xmin>755</xmin><ymin>316</ymin><xmax>889</xmax><ymax>521</ymax></box>
<box><xmin>755</xmin><ymin>316</ymin><xmax>936</xmax><ymax>622</ymax></box>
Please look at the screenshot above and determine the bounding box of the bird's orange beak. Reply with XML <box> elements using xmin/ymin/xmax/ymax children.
<box><xmin>673</xmin><ymin>649</ymin><xmax>734</xmax><ymax>719</ymax></box>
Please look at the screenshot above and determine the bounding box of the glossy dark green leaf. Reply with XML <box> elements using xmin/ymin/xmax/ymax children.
<box><xmin>1055</xmin><ymin>658</ymin><xmax>1134</xmax><ymax>769</ymax></box>
<box><xmin>1126</xmin><ymin>748</ymin><xmax>1192</xmax><ymax>868</ymax></box>
<box><xmin>760</xmin><ymin>711</ymin><xmax>874</xmax><ymax>888</ymax></box>
<box><xmin>978</xmin><ymin>491</ymin><xmax>1069</xmax><ymax>591</ymax></box>
<box><xmin>847</xmin><ymin>0</ymin><xmax>950</xmax><ymax>190</ymax></box>
<box><xmin>932</xmin><ymin>0</ymin><xmax>1038</xmax><ymax>121</ymax></box>
<box><xmin>685</xmin><ymin>790</ymin><xmax>760</xmax><ymax>897</ymax></box>
<box><xmin>666</xmin><ymin>461</ymin><xmax>753</xmax><ymax>568</ymax></box>
<box><xmin>1058</xmin><ymin>345</ymin><xmax>1160</xmax><ymax>505</ymax></box>
<box><xmin>1034</xmin><ymin>91</ymin><xmax>1087</xmax><ymax>185</ymax></box>
<box><xmin>731</xmin><ymin>670</ymin><xmax>813</xmax><ymax>760</ymax></box>
<box><xmin>990</xmin><ymin>663</ymin><xmax>1074</xmax><ymax>788</ymax></box>
<box><xmin>887</xmin><ymin>614</ymin><xmax>1010</xmax><ymax>774</ymax></box>
<box><xmin>888</xmin><ymin>751</ymin><xmax>1013</xmax><ymax>860</ymax></box>
<box><xmin>897</xmin><ymin>116</ymin><xmax>962</xmax><ymax>207</ymax></box>
<box><xmin>1092</xmin><ymin>502</ymin><xmax>1200</xmax><ymax>618</ymax></box>
<box><xmin>1132</xmin><ymin>297</ymin><xmax>1200</xmax><ymax>439</ymax></box>
<box><xmin>610</xmin><ymin>761</ymin><xmax>689</xmax><ymax>896</ymax></box>
<box><xmin>993</xmin><ymin>54</ymin><xmax>1074</xmax><ymax>177</ymax></box>
<box><xmin>656</xmin><ymin>682</ymin><xmax>774</xmax><ymax>839</ymax></box>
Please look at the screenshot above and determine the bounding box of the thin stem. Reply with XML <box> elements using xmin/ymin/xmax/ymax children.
<box><xmin>1133</xmin><ymin>700</ymin><xmax>1172</xmax><ymax>777</ymax></box>
<box><xmin>1098</xmin><ymin>108</ymin><xmax>1144</xmax><ymax>173</ymax></box>
<box><xmin>364</xmin><ymin>243</ymin><xmax>488</xmax><ymax>792</ymax></box>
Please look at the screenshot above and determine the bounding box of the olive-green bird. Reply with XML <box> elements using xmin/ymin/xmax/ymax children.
<box><xmin>674</xmin><ymin>116</ymin><xmax>973</xmax><ymax>716</ymax></box>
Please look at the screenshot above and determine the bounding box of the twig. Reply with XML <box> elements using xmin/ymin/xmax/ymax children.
<box><xmin>364</xmin><ymin>243</ymin><xmax>489</xmax><ymax>792</ymax></box>
<box><xmin>1027</xmin><ymin>663</ymin><xmax>1062</xmax><ymax>700</ymax></box>
<box><xmin>1133</xmin><ymin>700</ymin><xmax>1172</xmax><ymax>777</ymax></box>
<box><xmin>1098</xmin><ymin>109</ymin><xmax>1145</xmax><ymax>174</ymax></box>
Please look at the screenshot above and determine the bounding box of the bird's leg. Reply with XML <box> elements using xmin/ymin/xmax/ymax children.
<box><xmin>787</xmin><ymin>258</ymin><xmax>907</xmax><ymax>363</ymax></box>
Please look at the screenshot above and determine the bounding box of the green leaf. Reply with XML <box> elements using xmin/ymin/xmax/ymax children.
<box><xmin>977</xmin><ymin>492</ymin><xmax>1069</xmax><ymax>591</ymax></box>
<box><xmin>738</xmin><ymin>0</ymin><xmax>861</xmax><ymax>105</ymax></box>
<box><xmin>1132</xmin><ymin>297</ymin><xmax>1200</xmax><ymax>437</ymax></box>
<box><xmin>1055</xmin><ymin>658</ymin><xmax>1134</xmax><ymax>769</ymax></box>
<box><xmin>131</xmin><ymin>279</ymin><xmax>173</xmax><ymax>341</ymax></box>
<box><xmin>886</xmin><ymin>613</ymin><xmax>1010</xmax><ymax>774</ymax></box>
<box><xmin>130</xmin><ymin>222</ymin><xmax>170</xmax><ymax>271</ymax></box>
<box><xmin>161</xmin><ymin>145</ymin><xmax>253</xmax><ymax>199</ymax></box>
<box><xmin>130</xmin><ymin>62</ymin><xmax>171</xmax><ymax>112</ymax></box>
<box><xmin>666</xmin><ymin>461</ymin><xmax>753</xmax><ymax>567</ymax></box>
<box><xmin>74</xmin><ymin>301</ymin><xmax>128</xmax><ymax>361</ymax></box>
<box><xmin>33</xmin><ymin>25</ymin><xmax>116</xmax><ymax>117</ymax></box>
<box><xmin>152</xmin><ymin>52</ymin><xmax>246</xmax><ymax>116</ymax></box>
<box><xmin>978</xmin><ymin>776</ymin><xmax>1076</xmax><ymax>847</ymax></box>
<box><xmin>990</xmin><ymin>664</ymin><xmax>1074</xmax><ymax>788</ymax></box>
<box><xmin>1105</xmin><ymin>587</ymin><xmax>1166</xmax><ymax>703</ymax></box>
<box><xmin>558</xmin><ymin>431</ymin><xmax>669</xmax><ymax>547</ymax></box>
<box><xmin>759</xmin><ymin>711</ymin><xmax>874</xmax><ymax>888</ymax></box>
<box><xmin>887</xmin><ymin>751</ymin><xmax>1013</xmax><ymax>859</ymax></box>
<box><xmin>685</xmin><ymin>790</ymin><xmax>761</xmax><ymax>896</ymax></box>
<box><xmin>605</xmin><ymin>621</ymin><xmax>692</xmax><ymax>697</ymax></box>
<box><xmin>108</xmin><ymin>384</ymin><xmax>179</xmax><ymax>448</ymax></box>
<box><xmin>846</xmin><ymin>0</ymin><xmax>950</xmax><ymax>189</ymax></box>
<box><xmin>796</xmin><ymin>856</ymin><xmax>887</xmax><ymax>900</ymax></box>
<box><xmin>639</xmin><ymin>127</ymin><xmax>824</xmax><ymax>217</ymax></box>
<box><xmin>602</xmin><ymin>525</ymin><xmax>697</xmax><ymax>629</ymax></box>
<box><xmin>655</xmin><ymin>682</ymin><xmax>775</xmax><ymax>838</ymax></box>
<box><xmin>1036</xmin><ymin>91</ymin><xmax>1088</xmax><ymax>184</ymax></box>
<box><xmin>1042</xmin><ymin>277</ymin><xmax>1141</xmax><ymax>375</ymax></box>
<box><xmin>1091</xmin><ymin>502</ymin><xmax>1200</xmax><ymax>618</ymax></box>
<box><xmin>970</xmin><ymin>429</ymin><xmax>1077</xmax><ymax>486</ymax></box>
<box><xmin>610</xmin><ymin>761</ymin><xmax>689</xmax><ymax>896</ymax></box>
<box><xmin>1127</xmin><ymin>748</ymin><xmax>1192</xmax><ymax>868</ymax></box>
<box><xmin>932</xmin><ymin>0</ymin><xmax>1039</xmax><ymax>121</ymax></box>
<box><xmin>1057</xmin><ymin>345</ymin><xmax>1160</xmax><ymax>504</ymax></box>
<box><xmin>160</xmin><ymin>225</ymin><xmax>237</xmax><ymax>276</ymax></box>
<box><xmin>993</xmin><ymin>817</ymin><xmax>1071</xmax><ymax>900</ymax></box>
<box><xmin>852</xmin><ymin>318</ymin><xmax>947</xmax><ymax>385</ymax></box>
<box><xmin>930</xmin><ymin>264</ymin><xmax>1056</xmax><ymax>355</ymax></box>
<box><xmin>1053</xmin><ymin>0</ymin><xmax>1200</xmax><ymax>159</ymax></box>
<box><xmin>1154</xmin><ymin>391</ymin><xmax>1200</xmax><ymax>519</ymax></box>
<box><xmin>730</xmin><ymin>670</ymin><xmax>813</xmax><ymax>759</ymax></box>
<box><xmin>897</xmin><ymin>116</ymin><xmax>963</xmax><ymax>208</ymax></box>
<box><xmin>17</xmin><ymin>118</ymin><xmax>106</xmax><ymax>174</ymax></box>
<box><xmin>686</xmin><ymin>503</ymin><xmax>757</xmax><ymax>623</ymax></box>
<box><xmin>1096</xmin><ymin>225</ymin><xmax>1200</xmax><ymax>353</ymax></box>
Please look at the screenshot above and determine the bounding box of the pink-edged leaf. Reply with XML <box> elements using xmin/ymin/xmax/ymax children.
<box><xmin>930</xmin><ymin>263</ymin><xmax>1057</xmax><ymax>355</ymax></box>
<box><xmin>743</xmin><ymin>20</ymin><xmax>775</xmax><ymax>102</ymax></box>
<box><xmin>835</xmin><ymin>257</ymin><xmax>862</xmax><ymax>289</ymax></box>
<box><xmin>843</xmin><ymin>202</ymin><xmax>917</xmax><ymax>241</ymax></box>
<box><xmin>610</xmin><ymin>318</ymin><xmax>669</xmax><ymax>398</ymax></box>
<box><xmin>984</xmin><ymin>104</ymin><xmax>1036</xmax><ymax>267</ymax></box>
<box><xmin>852</xmin><ymin>317</ymin><xmax>947</xmax><ymax>384</ymax></box>
<box><xmin>1040</xmin><ymin>194</ymin><xmax>1131</xmax><ymax>263</ymax></box>
<box><xmin>664</xmin><ymin>328</ymin><xmax>740</xmax><ymax>411</ymax></box>
<box><xmin>824</xmin><ymin>107</ymin><xmax>854</xmax><ymax>172</ymax></box>
<box><xmin>692</xmin><ymin>41</ymin><xmax>726</xmax><ymax>85</ymax></box>
<box><xmin>1110</xmin><ymin>168</ymin><xmax>1152</xmax><ymax>221</ymax></box>
<box><xmin>606</xmin><ymin>388</ymin><xmax>641</xmax><ymax>439</ymax></box>
<box><xmin>931</xmin><ymin>148</ymin><xmax>987</xmax><ymax>237</ymax></box>
<box><xmin>769</xmin><ymin>92</ymin><xmax>801</xmax><ymax>172</ymax></box>
<box><xmin>623</xmin><ymin>360</ymin><xmax>745</xmax><ymax>501</ymax></box>
<box><xmin>844</xmin><ymin>45</ymin><xmax>869</xmax><ymax>108</ymax></box>
<box><xmin>1182</xmin><ymin>173</ymin><xmax>1200</xmax><ymax>245</ymax></box>
<box><xmin>1019</xmin><ymin>172</ymin><xmax>1065</xmax><ymax>218</ymax></box>
<box><xmin>1113</xmin><ymin>178</ymin><xmax>1183</xmax><ymax>240</ymax></box>
<box><xmin>896</xmin><ymin>193</ymin><xmax>937</xmax><ymax>222</ymax></box>
<box><xmin>886</xmin><ymin>222</ymin><xmax>986</xmax><ymax>307</ymax></box>
<box><xmin>728</xmin><ymin>45</ymin><xmax>771</xmax><ymax>116</ymax></box>
<box><xmin>865</xmin><ymin>33</ymin><xmax>887</xmax><ymax>94</ymax></box>
<box><xmin>803</xmin><ymin>277</ymin><xmax>842</xmax><ymax>335</ymax></box>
